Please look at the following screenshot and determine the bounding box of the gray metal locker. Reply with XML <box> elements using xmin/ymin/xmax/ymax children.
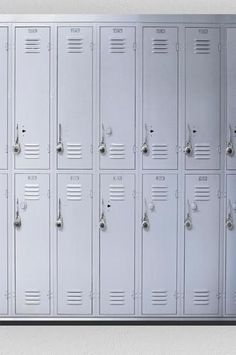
<box><xmin>99</xmin><ymin>174</ymin><xmax>135</xmax><ymax>314</ymax></box>
<box><xmin>226</xmin><ymin>28</ymin><xmax>236</xmax><ymax>169</ymax></box>
<box><xmin>15</xmin><ymin>174</ymin><xmax>50</xmax><ymax>314</ymax></box>
<box><xmin>185</xmin><ymin>28</ymin><xmax>220</xmax><ymax>170</ymax></box>
<box><xmin>0</xmin><ymin>28</ymin><xmax>8</xmax><ymax>169</ymax></box>
<box><xmin>57</xmin><ymin>174</ymin><xmax>92</xmax><ymax>315</ymax></box>
<box><xmin>57</xmin><ymin>27</ymin><xmax>93</xmax><ymax>169</ymax></box>
<box><xmin>99</xmin><ymin>26</ymin><xmax>136</xmax><ymax>170</ymax></box>
<box><xmin>14</xmin><ymin>27</ymin><xmax>50</xmax><ymax>169</ymax></box>
<box><xmin>184</xmin><ymin>174</ymin><xmax>220</xmax><ymax>314</ymax></box>
<box><xmin>0</xmin><ymin>174</ymin><xmax>8</xmax><ymax>314</ymax></box>
<box><xmin>225</xmin><ymin>175</ymin><xmax>236</xmax><ymax>315</ymax></box>
<box><xmin>142</xmin><ymin>27</ymin><xmax>178</xmax><ymax>169</ymax></box>
<box><xmin>142</xmin><ymin>174</ymin><xmax>178</xmax><ymax>314</ymax></box>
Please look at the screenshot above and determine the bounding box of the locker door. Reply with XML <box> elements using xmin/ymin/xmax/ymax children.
<box><xmin>185</xmin><ymin>28</ymin><xmax>220</xmax><ymax>170</ymax></box>
<box><xmin>226</xmin><ymin>29</ymin><xmax>236</xmax><ymax>169</ymax></box>
<box><xmin>142</xmin><ymin>27</ymin><xmax>178</xmax><ymax>170</ymax></box>
<box><xmin>100</xmin><ymin>174</ymin><xmax>135</xmax><ymax>314</ymax></box>
<box><xmin>142</xmin><ymin>174</ymin><xmax>178</xmax><ymax>314</ymax></box>
<box><xmin>15</xmin><ymin>174</ymin><xmax>50</xmax><ymax>314</ymax></box>
<box><xmin>184</xmin><ymin>175</ymin><xmax>220</xmax><ymax>315</ymax></box>
<box><xmin>57</xmin><ymin>27</ymin><xmax>93</xmax><ymax>169</ymax></box>
<box><xmin>14</xmin><ymin>27</ymin><xmax>50</xmax><ymax>169</ymax></box>
<box><xmin>0</xmin><ymin>174</ymin><xmax>8</xmax><ymax>314</ymax></box>
<box><xmin>57</xmin><ymin>174</ymin><xmax>92</xmax><ymax>314</ymax></box>
<box><xmin>0</xmin><ymin>28</ymin><xmax>8</xmax><ymax>169</ymax></box>
<box><xmin>99</xmin><ymin>27</ymin><xmax>135</xmax><ymax>170</ymax></box>
<box><xmin>225</xmin><ymin>175</ymin><xmax>236</xmax><ymax>315</ymax></box>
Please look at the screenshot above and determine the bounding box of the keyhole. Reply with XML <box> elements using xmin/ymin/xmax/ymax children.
<box><xmin>193</xmin><ymin>129</ymin><xmax>197</xmax><ymax>134</ymax></box>
<box><xmin>150</xmin><ymin>129</ymin><xmax>154</xmax><ymax>133</ymax></box>
<box><xmin>107</xmin><ymin>204</ymin><xmax>111</xmax><ymax>208</ymax></box>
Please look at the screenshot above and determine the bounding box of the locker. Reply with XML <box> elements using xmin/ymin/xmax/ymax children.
<box><xmin>226</xmin><ymin>28</ymin><xmax>236</xmax><ymax>169</ymax></box>
<box><xmin>57</xmin><ymin>174</ymin><xmax>92</xmax><ymax>314</ymax></box>
<box><xmin>15</xmin><ymin>174</ymin><xmax>50</xmax><ymax>314</ymax></box>
<box><xmin>57</xmin><ymin>27</ymin><xmax>93</xmax><ymax>169</ymax></box>
<box><xmin>0</xmin><ymin>28</ymin><xmax>8</xmax><ymax>169</ymax></box>
<box><xmin>142</xmin><ymin>174</ymin><xmax>178</xmax><ymax>314</ymax></box>
<box><xmin>0</xmin><ymin>174</ymin><xmax>8</xmax><ymax>314</ymax></box>
<box><xmin>14</xmin><ymin>27</ymin><xmax>50</xmax><ymax>169</ymax></box>
<box><xmin>142</xmin><ymin>27</ymin><xmax>178</xmax><ymax>169</ymax></box>
<box><xmin>184</xmin><ymin>174</ymin><xmax>220</xmax><ymax>314</ymax></box>
<box><xmin>225</xmin><ymin>175</ymin><xmax>236</xmax><ymax>314</ymax></box>
<box><xmin>99</xmin><ymin>174</ymin><xmax>135</xmax><ymax>314</ymax></box>
<box><xmin>185</xmin><ymin>28</ymin><xmax>220</xmax><ymax>170</ymax></box>
<box><xmin>99</xmin><ymin>26</ymin><xmax>136</xmax><ymax>170</ymax></box>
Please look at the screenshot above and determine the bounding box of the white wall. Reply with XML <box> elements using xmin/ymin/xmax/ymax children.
<box><xmin>0</xmin><ymin>1</ymin><xmax>236</xmax><ymax>354</ymax></box>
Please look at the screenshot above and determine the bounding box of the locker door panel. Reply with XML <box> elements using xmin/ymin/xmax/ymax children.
<box><xmin>185</xmin><ymin>28</ymin><xmax>220</xmax><ymax>170</ymax></box>
<box><xmin>57</xmin><ymin>27</ymin><xmax>93</xmax><ymax>169</ymax></box>
<box><xmin>225</xmin><ymin>175</ymin><xmax>236</xmax><ymax>314</ymax></box>
<box><xmin>15</xmin><ymin>27</ymin><xmax>50</xmax><ymax>169</ymax></box>
<box><xmin>142</xmin><ymin>27</ymin><xmax>178</xmax><ymax>169</ymax></box>
<box><xmin>99</xmin><ymin>26</ymin><xmax>135</xmax><ymax>170</ymax></box>
<box><xmin>184</xmin><ymin>175</ymin><xmax>220</xmax><ymax>315</ymax></box>
<box><xmin>57</xmin><ymin>174</ymin><xmax>92</xmax><ymax>314</ymax></box>
<box><xmin>0</xmin><ymin>174</ymin><xmax>8</xmax><ymax>314</ymax></box>
<box><xmin>0</xmin><ymin>28</ymin><xmax>8</xmax><ymax>169</ymax></box>
<box><xmin>100</xmin><ymin>174</ymin><xmax>135</xmax><ymax>314</ymax></box>
<box><xmin>142</xmin><ymin>174</ymin><xmax>178</xmax><ymax>314</ymax></box>
<box><xmin>15</xmin><ymin>174</ymin><xmax>50</xmax><ymax>314</ymax></box>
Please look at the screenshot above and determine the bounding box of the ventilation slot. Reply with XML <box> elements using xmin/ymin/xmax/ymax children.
<box><xmin>109</xmin><ymin>291</ymin><xmax>125</xmax><ymax>306</ymax></box>
<box><xmin>193</xmin><ymin>290</ymin><xmax>209</xmax><ymax>306</ymax></box>
<box><xmin>152</xmin><ymin>290</ymin><xmax>168</xmax><ymax>306</ymax></box>
<box><xmin>24</xmin><ymin>144</ymin><xmax>40</xmax><ymax>159</ymax></box>
<box><xmin>194</xmin><ymin>39</ymin><xmax>210</xmax><ymax>54</ymax></box>
<box><xmin>109</xmin><ymin>38</ymin><xmax>126</xmax><ymax>53</ymax></box>
<box><xmin>152</xmin><ymin>144</ymin><xmax>168</xmax><ymax>159</ymax></box>
<box><xmin>194</xmin><ymin>186</ymin><xmax>210</xmax><ymax>201</ymax></box>
<box><xmin>109</xmin><ymin>184</ymin><xmax>125</xmax><ymax>201</ymax></box>
<box><xmin>25</xmin><ymin>290</ymin><xmax>40</xmax><ymax>305</ymax></box>
<box><xmin>194</xmin><ymin>144</ymin><xmax>211</xmax><ymax>160</ymax></box>
<box><xmin>152</xmin><ymin>39</ymin><xmax>168</xmax><ymax>54</ymax></box>
<box><xmin>109</xmin><ymin>144</ymin><xmax>125</xmax><ymax>159</ymax></box>
<box><xmin>151</xmin><ymin>185</ymin><xmax>168</xmax><ymax>201</ymax></box>
<box><xmin>24</xmin><ymin>184</ymin><xmax>40</xmax><ymax>200</ymax></box>
<box><xmin>67</xmin><ymin>143</ymin><xmax>82</xmax><ymax>159</ymax></box>
<box><xmin>25</xmin><ymin>38</ymin><xmax>41</xmax><ymax>54</ymax></box>
<box><xmin>66</xmin><ymin>184</ymin><xmax>82</xmax><ymax>201</ymax></box>
<box><xmin>67</xmin><ymin>38</ymin><xmax>83</xmax><ymax>53</ymax></box>
<box><xmin>67</xmin><ymin>291</ymin><xmax>83</xmax><ymax>305</ymax></box>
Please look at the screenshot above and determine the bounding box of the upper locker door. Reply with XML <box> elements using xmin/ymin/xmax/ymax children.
<box><xmin>57</xmin><ymin>174</ymin><xmax>92</xmax><ymax>315</ymax></box>
<box><xmin>14</xmin><ymin>27</ymin><xmax>50</xmax><ymax>169</ymax></box>
<box><xmin>15</xmin><ymin>174</ymin><xmax>50</xmax><ymax>314</ymax></box>
<box><xmin>184</xmin><ymin>175</ymin><xmax>220</xmax><ymax>315</ymax></box>
<box><xmin>142</xmin><ymin>174</ymin><xmax>178</xmax><ymax>314</ymax></box>
<box><xmin>99</xmin><ymin>26</ymin><xmax>135</xmax><ymax>170</ymax></box>
<box><xmin>57</xmin><ymin>27</ymin><xmax>93</xmax><ymax>169</ymax></box>
<box><xmin>0</xmin><ymin>174</ymin><xmax>8</xmax><ymax>314</ymax></box>
<box><xmin>99</xmin><ymin>174</ymin><xmax>135</xmax><ymax>315</ymax></box>
<box><xmin>0</xmin><ymin>28</ymin><xmax>8</xmax><ymax>169</ymax></box>
<box><xmin>142</xmin><ymin>27</ymin><xmax>178</xmax><ymax>169</ymax></box>
<box><xmin>185</xmin><ymin>28</ymin><xmax>220</xmax><ymax>170</ymax></box>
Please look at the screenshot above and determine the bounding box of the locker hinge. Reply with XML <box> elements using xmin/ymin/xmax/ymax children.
<box><xmin>217</xmin><ymin>190</ymin><xmax>223</xmax><ymax>199</ymax></box>
<box><xmin>5</xmin><ymin>189</ymin><xmax>8</xmax><ymax>199</ymax></box>
<box><xmin>47</xmin><ymin>291</ymin><xmax>53</xmax><ymax>300</ymax></box>
<box><xmin>90</xmin><ymin>42</ymin><xmax>95</xmax><ymax>50</ymax></box>
<box><xmin>133</xmin><ymin>42</ymin><xmax>137</xmax><ymax>51</ymax></box>
<box><xmin>175</xmin><ymin>189</ymin><xmax>179</xmax><ymax>199</ymax></box>
<box><xmin>4</xmin><ymin>291</ymin><xmax>10</xmax><ymax>300</ymax></box>
<box><xmin>47</xmin><ymin>144</ymin><xmax>50</xmax><ymax>153</ymax></box>
<box><xmin>90</xmin><ymin>145</ymin><xmax>93</xmax><ymax>154</ymax></box>
<box><xmin>218</xmin><ymin>145</ymin><xmax>221</xmax><ymax>154</ymax></box>
<box><xmin>47</xmin><ymin>189</ymin><xmax>50</xmax><ymax>199</ymax></box>
<box><xmin>218</xmin><ymin>43</ymin><xmax>221</xmax><ymax>52</ymax></box>
<box><xmin>176</xmin><ymin>145</ymin><xmax>181</xmax><ymax>153</ymax></box>
<box><xmin>90</xmin><ymin>291</ymin><xmax>98</xmax><ymax>300</ymax></box>
<box><xmin>47</xmin><ymin>42</ymin><xmax>51</xmax><ymax>51</ymax></box>
<box><xmin>133</xmin><ymin>145</ymin><xmax>136</xmax><ymax>153</ymax></box>
<box><xmin>216</xmin><ymin>292</ymin><xmax>222</xmax><ymax>299</ymax></box>
<box><xmin>5</xmin><ymin>145</ymin><xmax>8</xmax><ymax>153</ymax></box>
<box><xmin>132</xmin><ymin>190</ymin><xmax>136</xmax><ymax>199</ymax></box>
<box><xmin>90</xmin><ymin>190</ymin><xmax>93</xmax><ymax>198</ymax></box>
<box><xmin>174</xmin><ymin>291</ymin><xmax>181</xmax><ymax>299</ymax></box>
<box><xmin>176</xmin><ymin>42</ymin><xmax>179</xmax><ymax>51</ymax></box>
<box><xmin>5</xmin><ymin>42</ymin><xmax>8</xmax><ymax>51</ymax></box>
<box><xmin>132</xmin><ymin>291</ymin><xmax>140</xmax><ymax>299</ymax></box>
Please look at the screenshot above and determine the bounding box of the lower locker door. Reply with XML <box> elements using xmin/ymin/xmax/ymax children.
<box><xmin>142</xmin><ymin>174</ymin><xmax>177</xmax><ymax>314</ymax></box>
<box><xmin>184</xmin><ymin>174</ymin><xmax>220</xmax><ymax>315</ymax></box>
<box><xmin>57</xmin><ymin>174</ymin><xmax>92</xmax><ymax>314</ymax></box>
<box><xmin>15</xmin><ymin>174</ymin><xmax>50</xmax><ymax>314</ymax></box>
<box><xmin>100</xmin><ymin>174</ymin><xmax>135</xmax><ymax>315</ymax></box>
<box><xmin>0</xmin><ymin>174</ymin><xmax>8</xmax><ymax>314</ymax></box>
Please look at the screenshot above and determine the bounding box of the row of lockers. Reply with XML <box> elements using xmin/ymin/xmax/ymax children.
<box><xmin>0</xmin><ymin>26</ymin><xmax>235</xmax><ymax>170</ymax></box>
<box><xmin>0</xmin><ymin>172</ymin><xmax>235</xmax><ymax>316</ymax></box>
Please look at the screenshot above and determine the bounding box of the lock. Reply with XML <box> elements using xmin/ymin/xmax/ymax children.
<box><xmin>184</xmin><ymin>142</ymin><xmax>192</xmax><ymax>156</ymax></box>
<box><xmin>184</xmin><ymin>217</ymin><xmax>192</xmax><ymax>230</ymax></box>
<box><xmin>99</xmin><ymin>216</ymin><xmax>106</xmax><ymax>230</ymax></box>
<box><xmin>14</xmin><ymin>215</ymin><xmax>21</xmax><ymax>228</ymax></box>
<box><xmin>13</xmin><ymin>142</ymin><xmax>21</xmax><ymax>154</ymax></box>
<box><xmin>142</xmin><ymin>219</ymin><xmax>149</xmax><ymax>230</ymax></box>
<box><xmin>141</xmin><ymin>142</ymin><xmax>149</xmax><ymax>154</ymax></box>
<box><xmin>226</xmin><ymin>142</ymin><xmax>234</xmax><ymax>156</ymax></box>
<box><xmin>226</xmin><ymin>216</ymin><xmax>234</xmax><ymax>230</ymax></box>
<box><xmin>56</xmin><ymin>216</ymin><xmax>63</xmax><ymax>228</ymax></box>
<box><xmin>98</xmin><ymin>142</ymin><xmax>106</xmax><ymax>154</ymax></box>
<box><xmin>56</xmin><ymin>141</ymin><xmax>64</xmax><ymax>153</ymax></box>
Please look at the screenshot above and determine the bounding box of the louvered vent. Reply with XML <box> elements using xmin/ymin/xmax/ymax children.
<box><xmin>24</xmin><ymin>184</ymin><xmax>40</xmax><ymax>200</ymax></box>
<box><xmin>109</xmin><ymin>184</ymin><xmax>125</xmax><ymax>201</ymax></box>
<box><xmin>194</xmin><ymin>185</ymin><xmax>210</xmax><ymax>201</ymax></box>
<box><xmin>152</xmin><ymin>39</ymin><xmax>168</xmax><ymax>54</ymax></box>
<box><xmin>67</xmin><ymin>143</ymin><xmax>82</xmax><ymax>159</ymax></box>
<box><xmin>151</xmin><ymin>185</ymin><xmax>168</xmax><ymax>201</ymax></box>
<box><xmin>109</xmin><ymin>291</ymin><xmax>125</xmax><ymax>306</ymax></box>
<box><xmin>194</xmin><ymin>39</ymin><xmax>210</xmax><ymax>54</ymax></box>
<box><xmin>67</xmin><ymin>38</ymin><xmax>83</xmax><ymax>53</ymax></box>
<box><xmin>66</xmin><ymin>184</ymin><xmax>82</xmax><ymax>201</ymax></box>
<box><xmin>152</xmin><ymin>290</ymin><xmax>168</xmax><ymax>306</ymax></box>
<box><xmin>25</xmin><ymin>290</ymin><xmax>40</xmax><ymax>305</ymax></box>
<box><xmin>193</xmin><ymin>290</ymin><xmax>209</xmax><ymax>305</ymax></box>
<box><xmin>25</xmin><ymin>38</ymin><xmax>40</xmax><ymax>54</ymax></box>
<box><xmin>152</xmin><ymin>144</ymin><xmax>168</xmax><ymax>159</ymax></box>
<box><xmin>67</xmin><ymin>291</ymin><xmax>83</xmax><ymax>305</ymax></box>
<box><xmin>109</xmin><ymin>144</ymin><xmax>125</xmax><ymax>159</ymax></box>
<box><xmin>109</xmin><ymin>38</ymin><xmax>126</xmax><ymax>53</ymax></box>
<box><xmin>194</xmin><ymin>144</ymin><xmax>211</xmax><ymax>160</ymax></box>
<box><xmin>24</xmin><ymin>144</ymin><xmax>40</xmax><ymax>159</ymax></box>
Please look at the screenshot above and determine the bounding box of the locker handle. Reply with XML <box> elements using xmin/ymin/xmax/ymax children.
<box><xmin>184</xmin><ymin>125</ymin><xmax>193</xmax><ymax>156</ymax></box>
<box><xmin>13</xmin><ymin>124</ymin><xmax>21</xmax><ymax>155</ymax></box>
<box><xmin>184</xmin><ymin>200</ymin><xmax>192</xmax><ymax>230</ymax></box>
<box><xmin>99</xmin><ymin>124</ymin><xmax>106</xmax><ymax>154</ymax></box>
<box><xmin>56</xmin><ymin>124</ymin><xmax>64</xmax><ymax>153</ymax></box>
<box><xmin>226</xmin><ymin>200</ymin><xmax>234</xmax><ymax>230</ymax></box>
<box><xmin>141</xmin><ymin>124</ymin><xmax>149</xmax><ymax>154</ymax></box>
<box><xmin>142</xmin><ymin>213</ymin><xmax>150</xmax><ymax>230</ymax></box>
<box><xmin>14</xmin><ymin>198</ymin><xmax>21</xmax><ymax>228</ymax></box>
<box><xmin>56</xmin><ymin>198</ymin><xmax>63</xmax><ymax>228</ymax></box>
<box><xmin>226</xmin><ymin>125</ymin><xmax>234</xmax><ymax>156</ymax></box>
<box><xmin>99</xmin><ymin>213</ymin><xmax>106</xmax><ymax>230</ymax></box>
